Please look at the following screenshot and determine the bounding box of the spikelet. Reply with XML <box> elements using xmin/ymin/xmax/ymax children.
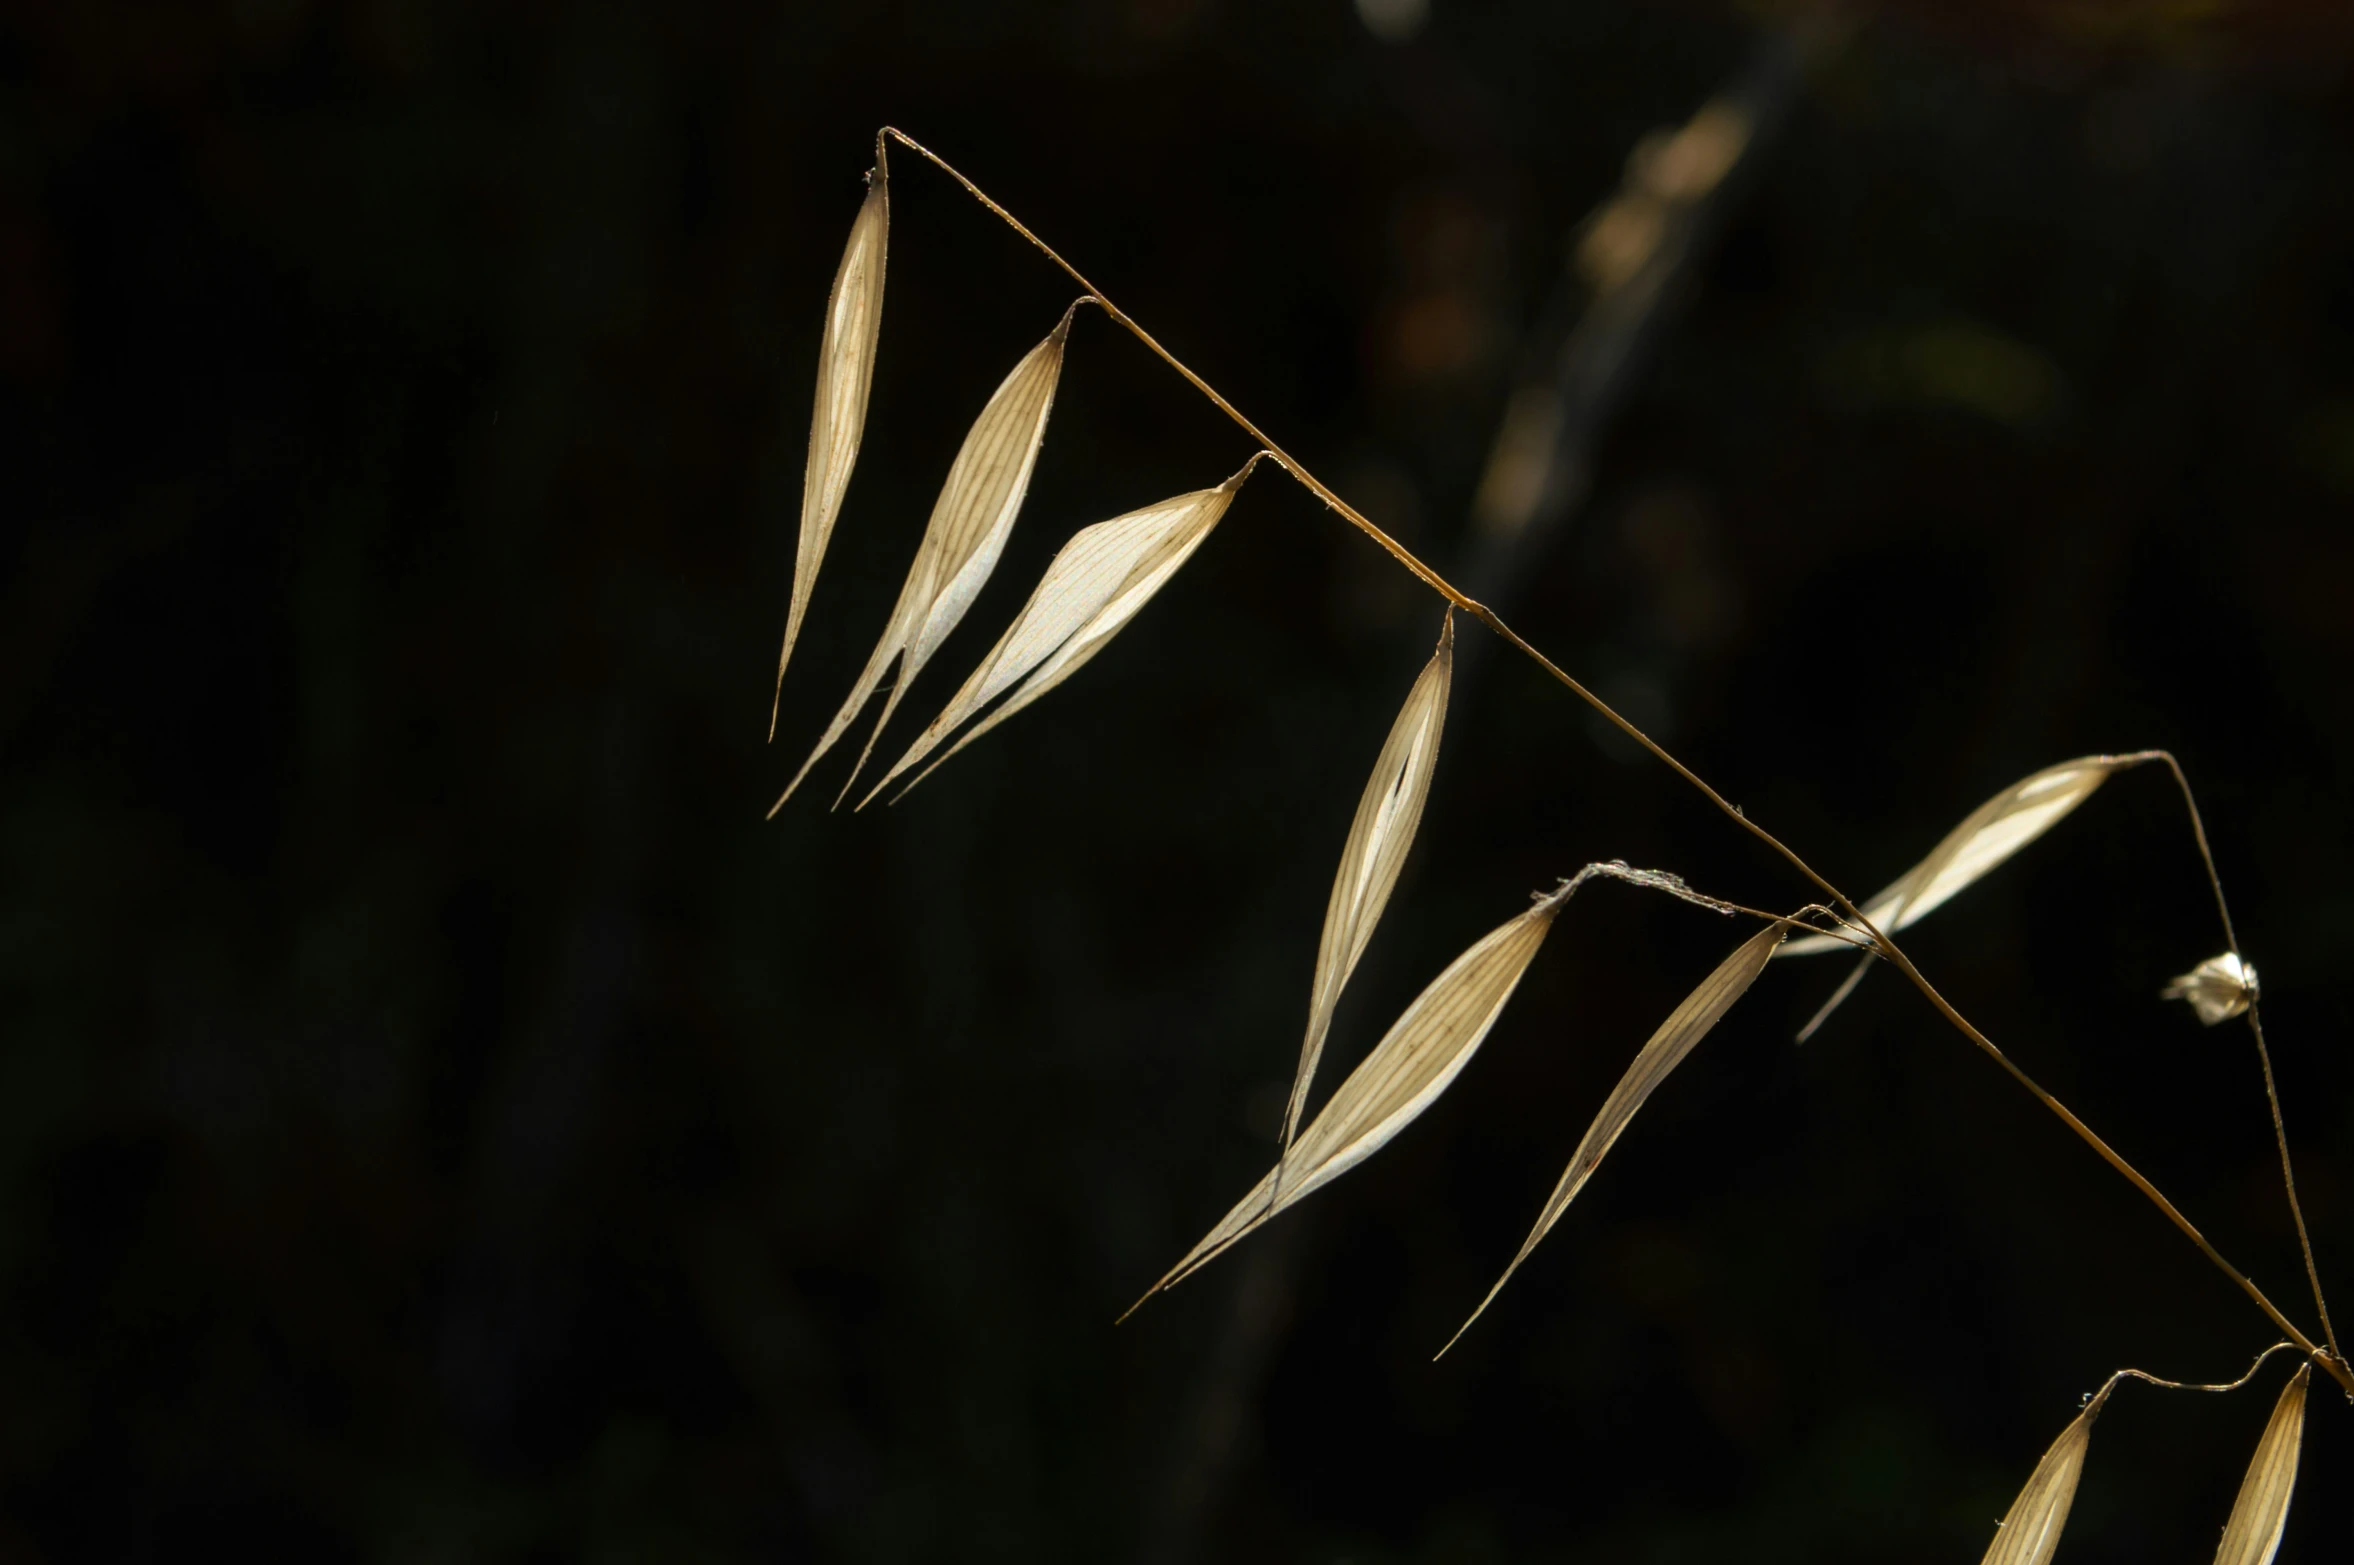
<box><xmin>1781</xmin><ymin>756</ymin><xmax>2120</xmax><ymax>1037</ymax></box>
<box><xmin>773</xmin><ymin>305</ymin><xmax>1079</xmax><ymax>812</ymax></box>
<box><xmin>769</xmin><ymin>151</ymin><xmax>891</xmax><ymax>737</ymax></box>
<box><xmin>1783</xmin><ymin>756</ymin><xmax>2119</xmax><ymax>958</ymax></box>
<box><xmin>865</xmin><ymin>459</ymin><xmax>1262</xmax><ymax>804</ymax></box>
<box><xmin>1283</xmin><ymin>613</ymin><xmax>1453</xmax><ymax>1146</ymax></box>
<box><xmin>2211</xmin><ymin>1364</ymin><xmax>2309</xmax><ymax>1565</ymax></box>
<box><xmin>2163</xmin><ymin>952</ymin><xmax>2259</xmax><ymax>1028</ymax></box>
<box><xmin>1978</xmin><ymin>1404</ymin><xmax>2095</xmax><ymax>1565</ymax></box>
<box><xmin>1442</xmin><ymin>923</ymin><xmax>1781</xmax><ymax>1352</ymax></box>
<box><xmin>1127</xmin><ymin>882</ymin><xmax>1568</xmax><ymax>1315</ymax></box>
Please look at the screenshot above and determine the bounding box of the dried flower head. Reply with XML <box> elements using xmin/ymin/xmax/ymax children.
<box><xmin>2162</xmin><ymin>952</ymin><xmax>2259</xmax><ymax>1027</ymax></box>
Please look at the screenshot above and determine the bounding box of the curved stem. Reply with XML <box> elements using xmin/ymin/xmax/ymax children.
<box><xmin>2138</xmin><ymin>749</ymin><xmax>2339</xmax><ymax>1368</ymax></box>
<box><xmin>2247</xmin><ymin>1004</ymin><xmax>2338</xmax><ymax>1363</ymax></box>
<box><xmin>2085</xmin><ymin>1339</ymin><xmax>2302</xmax><ymax>1415</ymax></box>
<box><xmin>873</xmin><ymin>127</ymin><xmax>2352</xmax><ymax>1399</ymax></box>
<box><xmin>2142</xmin><ymin>749</ymin><xmax>2242</xmax><ymax>953</ymax></box>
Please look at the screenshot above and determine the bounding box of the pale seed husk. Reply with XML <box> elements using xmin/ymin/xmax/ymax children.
<box><xmin>772</xmin><ymin>308</ymin><xmax>1076</xmax><ymax>812</ymax></box>
<box><xmin>1442</xmin><ymin>922</ymin><xmax>1781</xmax><ymax>1353</ymax></box>
<box><xmin>1127</xmin><ymin>883</ymin><xmax>1569</xmax><ymax>1316</ymax></box>
<box><xmin>1779</xmin><ymin>757</ymin><xmax>2120</xmax><ymax>1036</ymax></box>
<box><xmin>2162</xmin><ymin>952</ymin><xmax>2259</xmax><ymax>1028</ymax></box>
<box><xmin>2211</xmin><ymin>1364</ymin><xmax>2309</xmax><ymax>1565</ymax></box>
<box><xmin>1782</xmin><ymin>756</ymin><xmax>2119</xmax><ymax>959</ymax></box>
<box><xmin>865</xmin><ymin>460</ymin><xmax>1259</xmax><ymax>805</ymax></box>
<box><xmin>770</xmin><ymin>158</ymin><xmax>889</xmax><ymax>737</ymax></box>
<box><xmin>1978</xmin><ymin>1406</ymin><xmax>2094</xmax><ymax>1565</ymax></box>
<box><xmin>1283</xmin><ymin>613</ymin><xmax>1453</xmax><ymax>1146</ymax></box>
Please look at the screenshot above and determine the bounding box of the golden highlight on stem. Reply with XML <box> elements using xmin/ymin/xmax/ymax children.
<box><xmin>871</xmin><ymin>126</ymin><xmax>2347</xmax><ymax>1396</ymax></box>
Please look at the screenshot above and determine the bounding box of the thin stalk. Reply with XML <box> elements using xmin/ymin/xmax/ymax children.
<box><xmin>878</xmin><ymin>130</ymin><xmax>1470</xmax><ymax>609</ymax></box>
<box><xmin>2087</xmin><ymin>1339</ymin><xmax>2302</xmax><ymax>1413</ymax></box>
<box><xmin>2142</xmin><ymin>749</ymin><xmax>2339</xmax><ymax>1367</ymax></box>
<box><xmin>874</xmin><ymin>128</ymin><xmax>2351</xmax><ymax>1398</ymax></box>
<box><xmin>2246</xmin><ymin>1003</ymin><xmax>2337</xmax><ymax>1364</ymax></box>
<box><xmin>877</xmin><ymin>128</ymin><xmax>1854</xmax><ymax>904</ymax></box>
<box><xmin>1869</xmin><ymin>939</ymin><xmax>2340</xmax><ymax>1390</ymax></box>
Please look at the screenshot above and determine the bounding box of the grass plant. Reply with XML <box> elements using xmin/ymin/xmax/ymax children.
<box><xmin>768</xmin><ymin>126</ymin><xmax>2340</xmax><ymax>1562</ymax></box>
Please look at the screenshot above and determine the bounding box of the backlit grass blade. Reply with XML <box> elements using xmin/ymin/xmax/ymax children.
<box><xmin>864</xmin><ymin>459</ymin><xmax>1261</xmax><ymax>805</ymax></box>
<box><xmin>1125</xmin><ymin>883</ymin><xmax>1569</xmax><ymax>1317</ymax></box>
<box><xmin>1283</xmin><ymin>614</ymin><xmax>1454</xmax><ymax>1146</ymax></box>
<box><xmin>770</xmin><ymin>306</ymin><xmax>1077</xmax><ymax>813</ymax></box>
<box><xmin>1442</xmin><ymin>923</ymin><xmax>1781</xmax><ymax>1353</ymax></box>
<box><xmin>2212</xmin><ymin>1364</ymin><xmax>2309</xmax><ymax>1565</ymax></box>
<box><xmin>769</xmin><ymin>151</ymin><xmax>890</xmax><ymax>739</ymax></box>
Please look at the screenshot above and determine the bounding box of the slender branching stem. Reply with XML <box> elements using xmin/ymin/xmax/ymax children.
<box><xmin>2245</xmin><ymin>1005</ymin><xmax>2338</xmax><ymax>1364</ymax></box>
<box><xmin>1866</xmin><ymin>938</ymin><xmax>2338</xmax><ymax>1386</ymax></box>
<box><xmin>875</xmin><ymin>129</ymin><xmax>1868</xmax><ymax>899</ymax></box>
<box><xmin>876</xmin><ymin>131</ymin><xmax>1472</xmax><ymax>609</ymax></box>
<box><xmin>2140</xmin><ymin>749</ymin><xmax>2339</xmax><ymax>1367</ymax></box>
<box><xmin>874</xmin><ymin>127</ymin><xmax>2353</xmax><ymax>1397</ymax></box>
<box><xmin>2085</xmin><ymin>1339</ymin><xmax>2303</xmax><ymax>1415</ymax></box>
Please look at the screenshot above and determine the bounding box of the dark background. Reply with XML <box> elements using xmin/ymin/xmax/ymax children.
<box><xmin>5</xmin><ymin>0</ymin><xmax>2353</xmax><ymax>1559</ymax></box>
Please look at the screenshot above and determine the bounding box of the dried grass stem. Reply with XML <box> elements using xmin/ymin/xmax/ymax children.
<box><xmin>868</xmin><ymin>127</ymin><xmax>2348</xmax><ymax>1397</ymax></box>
